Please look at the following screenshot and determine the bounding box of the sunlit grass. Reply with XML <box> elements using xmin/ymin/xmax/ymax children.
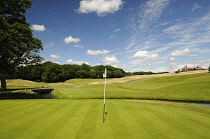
<box><xmin>52</xmin><ymin>73</ymin><xmax>210</xmax><ymax>102</ymax></box>
<box><xmin>0</xmin><ymin>99</ymin><xmax>210</xmax><ymax>138</ymax></box>
<box><xmin>65</xmin><ymin>78</ymin><xmax>111</xmax><ymax>85</ymax></box>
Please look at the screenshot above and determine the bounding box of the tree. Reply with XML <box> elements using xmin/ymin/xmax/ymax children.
<box><xmin>175</xmin><ymin>69</ymin><xmax>180</xmax><ymax>74</ymax></box>
<box><xmin>0</xmin><ymin>0</ymin><xmax>43</xmax><ymax>90</ymax></box>
<box><xmin>209</xmin><ymin>66</ymin><xmax>210</xmax><ymax>72</ymax></box>
<box><xmin>41</xmin><ymin>63</ymin><xmax>62</xmax><ymax>83</ymax></box>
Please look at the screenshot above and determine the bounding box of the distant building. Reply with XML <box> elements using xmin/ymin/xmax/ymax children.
<box><xmin>182</xmin><ymin>65</ymin><xmax>205</xmax><ymax>72</ymax></box>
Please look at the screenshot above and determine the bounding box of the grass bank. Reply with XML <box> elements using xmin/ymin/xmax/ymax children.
<box><xmin>0</xmin><ymin>99</ymin><xmax>210</xmax><ymax>138</ymax></box>
<box><xmin>1</xmin><ymin>72</ymin><xmax>210</xmax><ymax>102</ymax></box>
<box><xmin>53</xmin><ymin>73</ymin><xmax>210</xmax><ymax>102</ymax></box>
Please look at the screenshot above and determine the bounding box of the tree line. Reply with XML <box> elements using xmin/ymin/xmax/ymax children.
<box><xmin>12</xmin><ymin>61</ymin><xmax>125</xmax><ymax>83</ymax></box>
<box><xmin>125</xmin><ymin>71</ymin><xmax>169</xmax><ymax>76</ymax></box>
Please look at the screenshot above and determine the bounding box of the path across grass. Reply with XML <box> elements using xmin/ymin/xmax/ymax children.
<box><xmin>0</xmin><ymin>99</ymin><xmax>210</xmax><ymax>138</ymax></box>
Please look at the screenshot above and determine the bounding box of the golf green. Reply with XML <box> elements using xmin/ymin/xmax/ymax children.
<box><xmin>0</xmin><ymin>99</ymin><xmax>210</xmax><ymax>138</ymax></box>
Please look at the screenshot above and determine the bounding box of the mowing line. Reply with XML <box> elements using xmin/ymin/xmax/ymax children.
<box><xmin>76</xmin><ymin>101</ymin><xmax>99</xmax><ymax>138</ymax></box>
<box><xmin>108</xmin><ymin>101</ymin><xmax>130</xmax><ymax>138</ymax></box>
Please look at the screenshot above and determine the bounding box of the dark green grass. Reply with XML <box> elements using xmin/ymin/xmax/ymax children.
<box><xmin>0</xmin><ymin>90</ymin><xmax>40</xmax><ymax>99</ymax></box>
<box><xmin>0</xmin><ymin>99</ymin><xmax>210</xmax><ymax>138</ymax></box>
<box><xmin>53</xmin><ymin>73</ymin><xmax>210</xmax><ymax>102</ymax></box>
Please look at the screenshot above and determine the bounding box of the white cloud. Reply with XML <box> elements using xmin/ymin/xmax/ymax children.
<box><xmin>126</xmin><ymin>0</ymin><xmax>170</xmax><ymax>49</ymax></box>
<box><xmin>169</xmin><ymin>57</ymin><xmax>175</xmax><ymax>61</ymax></box>
<box><xmin>66</xmin><ymin>59</ymin><xmax>89</xmax><ymax>65</ymax></box>
<box><xmin>163</xmin><ymin>11</ymin><xmax>210</xmax><ymax>48</ymax></box>
<box><xmin>114</xmin><ymin>28</ymin><xmax>120</xmax><ymax>32</ymax></box>
<box><xmin>171</xmin><ymin>48</ymin><xmax>190</xmax><ymax>56</ymax></box>
<box><xmin>133</xmin><ymin>51</ymin><xmax>159</xmax><ymax>60</ymax></box>
<box><xmin>54</xmin><ymin>62</ymin><xmax>60</xmax><ymax>64</ymax></box>
<box><xmin>31</xmin><ymin>24</ymin><xmax>46</xmax><ymax>31</ymax></box>
<box><xmin>109</xmin><ymin>35</ymin><xmax>117</xmax><ymax>39</ymax></box>
<box><xmin>141</xmin><ymin>0</ymin><xmax>170</xmax><ymax>23</ymax></box>
<box><xmin>76</xmin><ymin>0</ymin><xmax>124</xmax><ymax>16</ymax></box>
<box><xmin>192</xmin><ymin>2</ymin><xmax>201</xmax><ymax>11</ymax></box>
<box><xmin>103</xmin><ymin>55</ymin><xmax>119</xmax><ymax>65</ymax></box>
<box><xmin>74</xmin><ymin>44</ymin><xmax>84</xmax><ymax>48</ymax></box>
<box><xmin>50</xmin><ymin>54</ymin><xmax>60</xmax><ymax>59</ymax></box>
<box><xmin>121</xmin><ymin>1</ymin><xmax>210</xmax><ymax>72</ymax></box>
<box><xmin>64</xmin><ymin>36</ymin><xmax>81</xmax><ymax>44</ymax></box>
<box><xmin>87</xmin><ymin>50</ymin><xmax>110</xmax><ymax>55</ymax></box>
<box><xmin>45</xmin><ymin>42</ymin><xmax>54</xmax><ymax>48</ymax></box>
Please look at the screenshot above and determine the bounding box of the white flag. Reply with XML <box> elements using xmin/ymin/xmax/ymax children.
<box><xmin>103</xmin><ymin>68</ymin><xmax>107</xmax><ymax>78</ymax></box>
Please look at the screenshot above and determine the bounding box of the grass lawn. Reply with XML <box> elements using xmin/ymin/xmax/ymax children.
<box><xmin>6</xmin><ymin>79</ymin><xmax>73</xmax><ymax>89</ymax></box>
<box><xmin>65</xmin><ymin>78</ymin><xmax>111</xmax><ymax>85</ymax></box>
<box><xmin>0</xmin><ymin>99</ymin><xmax>210</xmax><ymax>138</ymax></box>
<box><xmin>1</xmin><ymin>72</ymin><xmax>210</xmax><ymax>138</ymax></box>
<box><xmin>53</xmin><ymin>73</ymin><xmax>210</xmax><ymax>102</ymax></box>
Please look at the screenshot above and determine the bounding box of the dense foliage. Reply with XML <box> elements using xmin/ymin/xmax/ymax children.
<box><xmin>0</xmin><ymin>0</ymin><xmax>43</xmax><ymax>89</ymax></box>
<box><xmin>14</xmin><ymin>61</ymin><xmax>125</xmax><ymax>83</ymax></box>
<box><xmin>125</xmin><ymin>71</ymin><xmax>169</xmax><ymax>76</ymax></box>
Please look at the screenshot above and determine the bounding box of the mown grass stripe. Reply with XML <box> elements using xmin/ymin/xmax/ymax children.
<box><xmin>55</xmin><ymin>100</ymin><xmax>86</xmax><ymax>138</ymax></box>
<box><xmin>0</xmin><ymin>100</ymin><xmax>26</xmax><ymax>111</ymax></box>
<box><xmin>163</xmin><ymin>104</ymin><xmax>210</xmax><ymax>138</ymax></box>
<box><xmin>117</xmin><ymin>101</ymin><xmax>147</xmax><ymax>138</ymax></box>
<box><xmin>0</xmin><ymin>100</ymin><xmax>67</xmax><ymax>138</ymax></box>
<box><xmin>107</xmin><ymin>101</ymin><xmax>130</xmax><ymax>138</ymax></box>
<box><xmin>0</xmin><ymin>100</ymin><xmax>53</xmax><ymax>138</ymax></box>
<box><xmin>124</xmin><ymin>101</ymin><xmax>169</xmax><ymax>138</ymax></box>
<box><xmin>0</xmin><ymin>100</ymin><xmax>39</xmax><ymax>117</ymax></box>
<box><xmin>52</xmin><ymin>100</ymin><xmax>93</xmax><ymax>138</ymax></box>
<box><xmin>145</xmin><ymin>103</ymin><xmax>206</xmax><ymax>138</ymax></box>
<box><xmin>0</xmin><ymin>100</ymin><xmax>210</xmax><ymax>138</ymax></box>
<box><xmin>34</xmin><ymin>100</ymin><xmax>78</xmax><ymax>138</ymax></box>
<box><xmin>75</xmin><ymin>100</ymin><xmax>100</xmax><ymax>138</ymax></box>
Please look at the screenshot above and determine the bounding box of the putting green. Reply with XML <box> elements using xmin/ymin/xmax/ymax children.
<box><xmin>0</xmin><ymin>99</ymin><xmax>210</xmax><ymax>138</ymax></box>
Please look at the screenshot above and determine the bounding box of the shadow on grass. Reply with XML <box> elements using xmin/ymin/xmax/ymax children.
<box><xmin>0</xmin><ymin>91</ymin><xmax>40</xmax><ymax>99</ymax></box>
<box><xmin>0</xmin><ymin>88</ymin><xmax>40</xmax><ymax>92</ymax></box>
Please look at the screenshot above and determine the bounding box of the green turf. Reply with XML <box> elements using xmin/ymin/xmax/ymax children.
<box><xmin>6</xmin><ymin>79</ymin><xmax>73</xmax><ymax>89</ymax></box>
<box><xmin>52</xmin><ymin>73</ymin><xmax>210</xmax><ymax>102</ymax></box>
<box><xmin>65</xmin><ymin>78</ymin><xmax>107</xmax><ymax>85</ymax></box>
<box><xmin>0</xmin><ymin>99</ymin><xmax>210</xmax><ymax>138</ymax></box>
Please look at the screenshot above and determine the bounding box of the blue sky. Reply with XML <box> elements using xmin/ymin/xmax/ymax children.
<box><xmin>26</xmin><ymin>0</ymin><xmax>210</xmax><ymax>72</ymax></box>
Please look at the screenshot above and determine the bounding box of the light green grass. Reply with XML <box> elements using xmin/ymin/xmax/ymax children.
<box><xmin>65</xmin><ymin>78</ymin><xmax>111</xmax><ymax>85</ymax></box>
<box><xmin>0</xmin><ymin>99</ymin><xmax>210</xmax><ymax>138</ymax></box>
<box><xmin>2</xmin><ymin>73</ymin><xmax>210</xmax><ymax>102</ymax></box>
<box><xmin>6</xmin><ymin>79</ymin><xmax>73</xmax><ymax>89</ymax></box>
<box><xmin>53</xmin><ymin>73</ymin><xmax>210</xmax><ymax>102</ymax></box>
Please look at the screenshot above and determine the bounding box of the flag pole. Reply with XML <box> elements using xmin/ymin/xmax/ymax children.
<box><xmin>103</xmin><ymin>67</ymin><xmax>107</xmax><ymax>123</ymax></box>
<box><xmin>104</xmin><ymin>67</ymin><xmax>106</xmax><ymax>105</ymax></box>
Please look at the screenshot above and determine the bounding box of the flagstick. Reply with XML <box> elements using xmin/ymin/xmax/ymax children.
<box><xmin>104</xmin><ymin>69</ymin><xmax>106</xmax><ymax>105</ymax></box>
<box><xmin>103</xmin><ymin>68</ymin><xmax>107</xmax><ymax>123</ymax></box>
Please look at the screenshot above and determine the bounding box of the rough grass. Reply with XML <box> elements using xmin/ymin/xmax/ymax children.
<box><xmin>6</xmin><ymin>79</ymin><xmax>72</xmax><ymax>89</ymax></box>
<box><xmin>0</xmin><ymin>99</ymin><xmax>210</xmax><ymax>138</ymax></box>
<box><xmin>52</xmin><ymin>73</ymin><xmax>210</xmax><ymax>102</ymax></box>
<box><xmin>65</xmin><ymin>78</ymin><xmax>108</xmax><ymax>85</ymax></box>
<box><xmin>2</xmin><ymin>72</ymin><xmax>210</xmax><ymax>102</ymax></box>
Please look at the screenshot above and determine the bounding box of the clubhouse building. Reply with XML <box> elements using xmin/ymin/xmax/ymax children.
<box><xmin>182</xmin><ymin>65</ymin><xmax>205</xmax><ymax>72</ymax></box>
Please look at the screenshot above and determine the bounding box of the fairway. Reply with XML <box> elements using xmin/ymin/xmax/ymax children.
<box><xmin>53</xmin><ymin>72</ymin><xmax>210</xmax><ymax>102</ymax></box>
<box><xmin>0</xmin><ymin>99</ymin><xmax>210</xmax><ymax>138</ymax></box>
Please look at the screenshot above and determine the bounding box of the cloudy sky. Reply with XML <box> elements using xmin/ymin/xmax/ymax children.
<box><xmin>26</xmin><ymin>0</ymin><xmax>210</xmax><ymax>72</ymax></box>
